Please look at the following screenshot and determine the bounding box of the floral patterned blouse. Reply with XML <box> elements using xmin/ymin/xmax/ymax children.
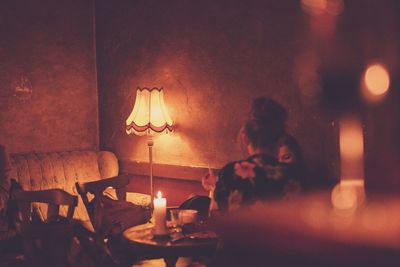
<box><xmin>214</xmin><ymin>154</ymin><xmax>304</xmax><ymax>212</ymax></box>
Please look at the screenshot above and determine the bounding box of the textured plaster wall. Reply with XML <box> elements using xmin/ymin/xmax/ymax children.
<box><xmin>0</xmin><ymin>0</ymin><xmax>98</xmax><ymax>153</ymax></box>
<box><xmin>96</xmin><ymin>0</ymin><xmax>400</xmax><ymax>187</ymax></box>
<box><xmin>95</xmin><ymin>0</ymin><xmax>338</xmax><ymax>184</ymax></box>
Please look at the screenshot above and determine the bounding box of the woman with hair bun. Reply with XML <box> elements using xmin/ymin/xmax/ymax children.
<box><xmin>209</xmin><ymin>97</ymin><xmax>305</xmax><ymax>212</ymax></box>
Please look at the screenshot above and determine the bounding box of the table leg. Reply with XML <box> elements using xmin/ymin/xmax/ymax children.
<box><xmin>164</xmin><ymin>256</ymin><xmax>178</xmax><ymax>267</ymax></box>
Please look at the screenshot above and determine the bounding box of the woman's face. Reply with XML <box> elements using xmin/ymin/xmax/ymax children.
<box><xmin>278</xmin><ymin>145</ymin><xmax>296</xmax><ymax>164</ymax></box>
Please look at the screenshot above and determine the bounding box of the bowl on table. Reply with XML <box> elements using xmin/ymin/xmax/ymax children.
<box><xmin>178</xmin><ymin>209</ymin><xmax>198</xmax><ymax>225</ymax></box>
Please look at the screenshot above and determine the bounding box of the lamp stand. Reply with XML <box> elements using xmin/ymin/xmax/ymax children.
<box><xmin>147</xmin><ymin>137</ymin><xmax>154</xmax><ymax>206</ymax></box>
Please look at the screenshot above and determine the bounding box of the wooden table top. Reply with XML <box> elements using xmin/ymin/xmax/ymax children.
<box><xmin>122</xmin><ymin>222</ymin><xmax>218</xmax><ymax>266</ymax></box>
<box><xmin>122</xmin><ymin>221</ymin><xmax>218</xmax><ymax>265</ymax></box>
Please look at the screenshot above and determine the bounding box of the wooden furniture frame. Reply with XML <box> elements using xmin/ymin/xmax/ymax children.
<box><xmin>12</xmin><ymin>188</ymin><xmax>78</xmax><ymax>267</ymax></box>
<box><xmin>75</xmin><ymin>175</ymin><xmax>136</xmax><ymax>267</ymax></box>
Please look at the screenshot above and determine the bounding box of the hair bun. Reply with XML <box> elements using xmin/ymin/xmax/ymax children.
<box><xmin>250</xmin><ymin>97</ymin><xmax>288</xmax><ymax>125</ymax></box>
<box><xmin>242</xmin><ymin>97</ymin><xmax>288</xmax><ymax>150</ymax></box>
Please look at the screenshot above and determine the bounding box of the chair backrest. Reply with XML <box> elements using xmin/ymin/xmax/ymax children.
<box><xmin>11</xmin><ymin>188</ymin><xmax>78</xmax><ymax>267</ymax></box>
<box><xmin>13</xmin><ymin>188</ymin><xmax>78</xmax><ymax>223</ymax></box>
<box><xmin>75</xmin><ymin>175</ymin><xmax>130</xmax><ymax>232</ymax></box>
<box><xmin>74</xmin><ymin>175</ymin><xmax>135</xmax><ymax>266</ymax></box>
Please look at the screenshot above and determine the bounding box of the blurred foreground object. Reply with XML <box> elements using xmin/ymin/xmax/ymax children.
<box><xmin>211</xmin><ymin>193</ymin><xmax>400</xmax><ymax>267</ymax></box>
<box><xmin>331</xmin><ymin>179</ymin><xmax>365</xmax><ymax>217</ymax></box>
<box><xmin>361</xmin><ymin>63</ymin><xmax>390</xmax><ymax>104</ymax></box>
<box><xmin>320</xmin><ymin>68</ymin><xmax>362</xmax><ymax>115</ymax></box>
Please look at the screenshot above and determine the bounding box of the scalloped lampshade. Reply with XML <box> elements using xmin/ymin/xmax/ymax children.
<box><xmin>126</xmin><ymin>87</ymin><xmax>173</xmax><ymax>136</ymax></box>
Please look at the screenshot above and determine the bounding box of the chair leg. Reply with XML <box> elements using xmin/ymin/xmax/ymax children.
<box><xmin>164</xmin><ymin>256</ymin><xmax>179</xmax><ymax>267</ymax></box>
<box><xmin>73</xmin><ymin>224</ymin><xmax>129</xmax><ymax>267</ymax></box>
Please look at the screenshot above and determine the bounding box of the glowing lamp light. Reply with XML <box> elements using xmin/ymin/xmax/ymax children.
<box><xmin>126</xmin><ymin>87</ymin><xmax>173</xmax><ymax>202</ymax></box>
<box><xmin>339</xmin><ymin>118</ymin><xmax>364</xmax><ymax>161</ymax></box>
<box><xmin>126</xmin><ymin>87</ymin><xmax>173</xmax><ymax>136</ymax></box>
<box><xmin>334</xmin><ymin>117</ymin><xmax>366</xmax><ymax>216</ymax></box>
<box><xmin>331</xmin><ymin>180</ymin><xmax>365</xmax><ymax>216</ymax></box>
<box><xmin>301</xmin><ymin>0</ymin><xmax>344</xmax><ymax>16</ymax></box>
<box><xmin>361</xmin><ymin>63</ymin><xmax>390</xmax><ymax>104</ymax></box>
<box><xmin>301</xmin><ymin>0</ymin><xmax>328</xmax><ymax>15</ymax></box>
<box><xmin>331</xmin><ymin>183</ymin><xmax>358</xmax><ymax>216</ymax></box>
<box><xmin>339</xmin><ymin>117</ymin><xmax>364</xmax><ymax>182</ymax></box>
<box><xmin>364</xmin><ymin>64</ymin><xmax>390</xmax><ymax>96</ymax></box>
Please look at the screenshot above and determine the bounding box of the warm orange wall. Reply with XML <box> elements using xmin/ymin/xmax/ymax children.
<box><xmin>1</xmin><ymin>0</ymin><xmax>398</xmax><ymax>194</ymax></box>
<box><xmin>0</xmin><ymin>0</ymin><xmax>98</xmax><ymax>153</ymax></box>
<box><xmin>95</xmin><ymin>0</ymin><xmax>338</xmax><ymax>185</ymax></box>
<box><xmin>96</xmin><ymin>0</ymin><xmax>400</xmax><ymax>190</ymax></box>
<box><xmin>96</xmin><ymin>1</ymin><xmax>337</xmax><ymax>186</ymax></box>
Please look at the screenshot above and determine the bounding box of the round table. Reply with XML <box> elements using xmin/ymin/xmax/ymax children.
<box><xmin>122</xmin><ymin>223</ymin><xmax>218</xmax><ymax>267</ymax></box>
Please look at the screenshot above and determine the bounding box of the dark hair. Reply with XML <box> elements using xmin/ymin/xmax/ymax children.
<box><xmin>241</xmin><ymin>97</ymin><xmax>288</xmax><ymax>151</ymax></box>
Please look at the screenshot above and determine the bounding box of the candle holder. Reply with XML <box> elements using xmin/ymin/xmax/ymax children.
<box><xmin>152</xmin><ymin>229</ymin><xmax>170</xmax><ymax>238</ymax></box>
<box><xmin>153</xmin><ymin>226</ymin><xmax>169</xmax><ymax>238</ymax></box>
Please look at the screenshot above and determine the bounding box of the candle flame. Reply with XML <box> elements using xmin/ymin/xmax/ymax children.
<box><xmin>157</xmin><ymin>191</ymin><xmax>162</xmax><ymax>199</ymax></box>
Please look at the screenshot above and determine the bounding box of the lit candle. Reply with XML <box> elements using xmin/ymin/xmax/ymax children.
<box><xmin>153</xmin><ymin>191</ymin><xmax>168</xmax><ymax>235</ymax></box>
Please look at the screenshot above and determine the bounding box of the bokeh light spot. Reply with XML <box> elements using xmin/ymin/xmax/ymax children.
<box><xmin>339</xmin><ymin>118</ymin><xmax>363</xmax><ymax>160</ymax></box>
<box><xmin>364</xmin><ymin>64</ymin><xmax>390</xmax><ymax>96</ymax></box>
<box><xmin>301</xmin><ymin>0</ymin><xmax>344</xmax><ymax>16</ymax></box>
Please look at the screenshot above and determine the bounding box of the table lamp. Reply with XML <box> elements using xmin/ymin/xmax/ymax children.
<box><xmin>126</xmin><ymin>87</ymin><xmax>173</xmax><ymax>203</ymax></box>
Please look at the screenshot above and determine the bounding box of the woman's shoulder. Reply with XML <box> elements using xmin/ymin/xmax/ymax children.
<box><xmin>217</xmin><ymin>155</ymin><xmax>270</xmax><ymax>184</ymax></box>
<box><xmin>218</xmin><ymin>154</ymin><xmax>278</xmax><ymax>174</ymax></box>
<box><xmin>247</xmin><ymin>154</ymin><xmax>304</xmax><ymax>183</ymax></box>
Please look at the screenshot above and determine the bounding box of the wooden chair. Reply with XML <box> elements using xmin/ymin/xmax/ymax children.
<box><xmin>75</xmin><ymin>175</ymin><xmax>137</xmax><ymax>267</ymax></box>
<box><xmin>12</xmin><ymin>188</ymin><xmax>78</xmax><ymax>267</ymax></box>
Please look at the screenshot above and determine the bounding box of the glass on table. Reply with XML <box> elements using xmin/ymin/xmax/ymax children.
<box><xmin>169</xmin><ymin>209</ymin><xmax>182</xmax><ymax>232</ymax></box>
